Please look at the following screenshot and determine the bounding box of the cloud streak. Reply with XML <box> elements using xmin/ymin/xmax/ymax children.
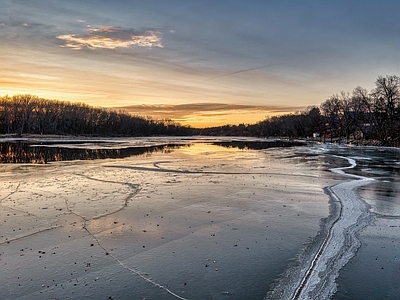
<box><xmin>57</xmin><ymin>26</ymin><xmax>163</xmax><ymax>50</ymax></box>
<box><xmin>208</xmin><ymin>64</ymin><xmax>276</xmax><ymax>80</ymax></box>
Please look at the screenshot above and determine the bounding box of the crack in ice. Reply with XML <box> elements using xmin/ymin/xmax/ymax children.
<box><xmin>0</xmin><ymin>172</ymin><xmax>188</xmax><ymax>299</ymax></box>
<box><xmin>75</xmin><ymin>174</ymin><xmax>141</xmax><ymax>220</ymax></box>
<box><xmin>0</xmin><ymin>225</ymin><xmax>62</xmax><ymax>246</ymax></box>
<box><xmin>292</xmin><ymin>155</ymin><xmax>374</xmax><ymax>300</ymax></box>
<box><xmin>0</xmin><ymin>182</ymin><xmax>21</xmax><ymax>203</ymax></box>
<box><xmin>105</xmin><ymin>164</ymin><xmax>321</xmax><ymax>178</ymax></box>
<box><xmin>83</xmin><ymin>225</ymin><xmax>188</xmax><ymax>300</ymax></box>
<box><xmin>73</xmin><ymin>172</ymin><xmax>189</xmax><ymax>300</ymax></box>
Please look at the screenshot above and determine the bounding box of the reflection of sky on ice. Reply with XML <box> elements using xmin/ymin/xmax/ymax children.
<box><xmin>0</xmin><ymin>140</ymin><xmax>399</xmax><ymax>299</ymax></box>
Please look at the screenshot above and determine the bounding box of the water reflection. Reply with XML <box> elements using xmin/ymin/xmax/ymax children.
<box><xmin>0</xmin><ymin>139</ymin><xmax>308</xmax><ymax>164</ymax></box>
<box><xmin>212</xmin><ymin>140</ymin><xmax>305</xmax><ymax>150</ymax></box>
<box><xmin>358</xmin><ymin>181</ymin><xmax>400</xmax><ymax>215</ymax></box>
<box><xmin>0</xmin><ymin>142</ymin><xmax>186</xmax><ymax>164</ymax></box>
<box><xmin>327</xmin><ymin>147</ymin><xmax>400</xmax><ymax>179</ymax></box>
<box><xmin>325</xmin><ymin>146</ymin><xmax>400</xmax><ymax>215</ymax></box>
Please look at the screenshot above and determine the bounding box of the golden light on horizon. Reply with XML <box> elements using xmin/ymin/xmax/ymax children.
<box><xmin>2</xmin><ymin>1</ymin><xmax>393</xmax><ymax>130</ymax></box>
<box><xmin>0</xmin><ymin>61</ymin><xmax>322</xmax><ymax>127</ymax></box>
<box><xmin>0</xmin><ymin>85</ymin><xmax>301</xmax><ymax>128</ymax></box>
<box><xmin>168</xmin><ymin>109</ymin><xmax>281</xmax><ymax>128</ymax></box>
<box><xmin>114</xmin><ymin>103</ymin><xmax>303</xmax><ymax>128</ymax></box>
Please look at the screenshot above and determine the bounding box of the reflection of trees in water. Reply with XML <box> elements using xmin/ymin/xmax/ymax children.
<box><xmin>359</xmin><ymin>151</ymin><xmax>400</xmax><ymax>179</ymax></box>
<box><xmin>359</xmin><ymin>181</ymin><xmax>400</xmax><ymax>214</ymax></box>
<box><xmin>0</xmin><ymin>140</ymin><xmax>305</xmax><ymax>163</ymax></box>
<box><xmin>0</xmin><ymin>142</ymin><xmax>186</xmax><ymax>164</ymax></box>
<box><xmin>212</xmin><ymin>140</ymin><xmax>305</xmax><ymax>150</ymax></box>
<box><xmin>329</xmin><ymin>147</ymin><xmax>400</xmax><ymax>178</ymax></box>
<box><xmin>374</xmin><ymin>181</ymin><xmax>398</xmax><ymax>198</ymax></box>
<box><xmin>330</xmin><ymin>147</ymin><xmax>400</xmax><ymax>213</ymax></box>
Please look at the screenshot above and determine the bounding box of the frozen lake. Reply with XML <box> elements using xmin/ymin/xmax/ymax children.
<box><xmin>0</xmin><ymin>138</ymin><xmax>399</xmax><ymax>299</ymax></box>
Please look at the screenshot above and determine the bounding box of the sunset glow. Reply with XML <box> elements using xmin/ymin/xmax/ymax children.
<box><xmin>1</xmin><ymin>1</ymin><xmax>399</xmax><ymax>127</ymax></box>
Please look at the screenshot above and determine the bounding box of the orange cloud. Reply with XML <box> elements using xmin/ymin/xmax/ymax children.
<box><xmin>57</xmin><ymin>26</ymin><xmax>163</xmax><ymax>50</ymax></box>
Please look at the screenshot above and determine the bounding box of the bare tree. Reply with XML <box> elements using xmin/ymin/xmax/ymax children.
<box><xmin>320</xmin><ymin>94</ymin><xmax>344</xmax><ymax>142</ymax></box>
<box><xmin>370</xmin><ymin>75</ymin><xmax>400</xmax><ymax>145</ymax></box>
<box><xmin>350</xmin><ymin>86</ymin><xmax>373</xmax><ymax>142</ymax></box>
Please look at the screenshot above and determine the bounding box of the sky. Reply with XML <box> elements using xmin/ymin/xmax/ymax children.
<box><xmin>1</xmin><ymin>0</ymin><xmax>400</xmax><ymax>127</ymax></box>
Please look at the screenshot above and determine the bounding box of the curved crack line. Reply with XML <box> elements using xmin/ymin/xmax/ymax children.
<box><xmin>41</xmin><ymin>172</ymin><xmax>140</xmax><ymax>221</ymax></box>
<box><xmin>291</xmin><ymin>187</ymin><xmax>342</xmax><ymax>299</ymax></box>
<box><xmin>0</xmin><ymin>182</ymin><xmax>21</xmax><ymax>203</ymax></box>
<box><xmin>70</xmin><ymin>173</ymin><xmax>188</xmax><ymax>299</ymax></box>
<box><xmin>0</xmin><ymin>225</ymin><xmax>62</xmax><ymax>246</ymax></box>
<box><xmin>291</xmin><ymin>155</ymin><xmax>374</xmax><ymax>300</ymax></box>
<box><xmin>76</xmin><ymin>173</ymin><xmax>140</xmax><ymax>189</ymax></box>
<box><xmin>0</xmin><ymin>183</ymin><xmax>69</xmax><ymax>246</ymax></box>
<box><xmin>0</xmin><ymin>183</ymin><xmax>51</xmax><ymax>220</ymax></box>
<box><xmin>104</xmin><ymin>165</ymin><xmax>320</xmax><ymax>178</ymax></box>
<box><xmin>75</xmin><ymin>173</ymin><xmax>141</xmax><ymax>220</ymax></box>
<box><xmin>92</xmin><ymin>188</ymin><xmax>140</xmax><ymax>220</ymax></box>
<box><xmin>0</xmin><ymin>203</ymin><xmax>38</xmax><ymax>217</ymax></box>
<box><xmin>83</xmin><ymin>225</ymin><xmax>188</xmax><ymax>300</ymax></box>
<box><xmin>64</xmin><ymin>196</ymin><xmax>87</xmax><ymax>221</ymax></box>
<box><xmin>1</xmin><ymin>172</ymin><xmax>188</xmax><ymax>298</ymax></box>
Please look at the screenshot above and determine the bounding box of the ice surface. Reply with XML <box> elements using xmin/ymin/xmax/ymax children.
<box><xmin>0</xmin><ymin>140</ymin><xmax>333</xmax><ymax>299</ymax></box>
<box><xmin>294</xmin><ymin>156</ymin><xmax>373</xmax><ymax>299</ymax></box>
<box><xmin>1</xmin><ymin>139</ymin><xmax>398</xmax><ymax>299</ymax></box>
<box><xmin>267</xmin><ymin>145</ymin><xmax>400</xmax><ymax>300</ymax></box>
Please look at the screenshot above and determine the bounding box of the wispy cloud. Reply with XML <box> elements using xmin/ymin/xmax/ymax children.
<box><xmin>57</xmin><ymin>26</ymin><xmax>163</xmax><ymax>50</ymax></box>
<box><xmin>208</xmin><ymin>65</ymin><xmax>276</xmax><ymax>80</ymax></box>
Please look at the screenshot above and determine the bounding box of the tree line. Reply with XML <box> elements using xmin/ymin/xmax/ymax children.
<box><xmin>198</xmin><ymin>75</ymin><xmax>400</xmax><ymax>147</ymax></box>
<box><xmin>0</xmin><ymin>95</ymin><xmax>192</xmax><ymax>136</ymax></box>
<box><xmin>1</xmin><ymin>75</ymin><xmax>399</xmax><ymax>146</ymax></box>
